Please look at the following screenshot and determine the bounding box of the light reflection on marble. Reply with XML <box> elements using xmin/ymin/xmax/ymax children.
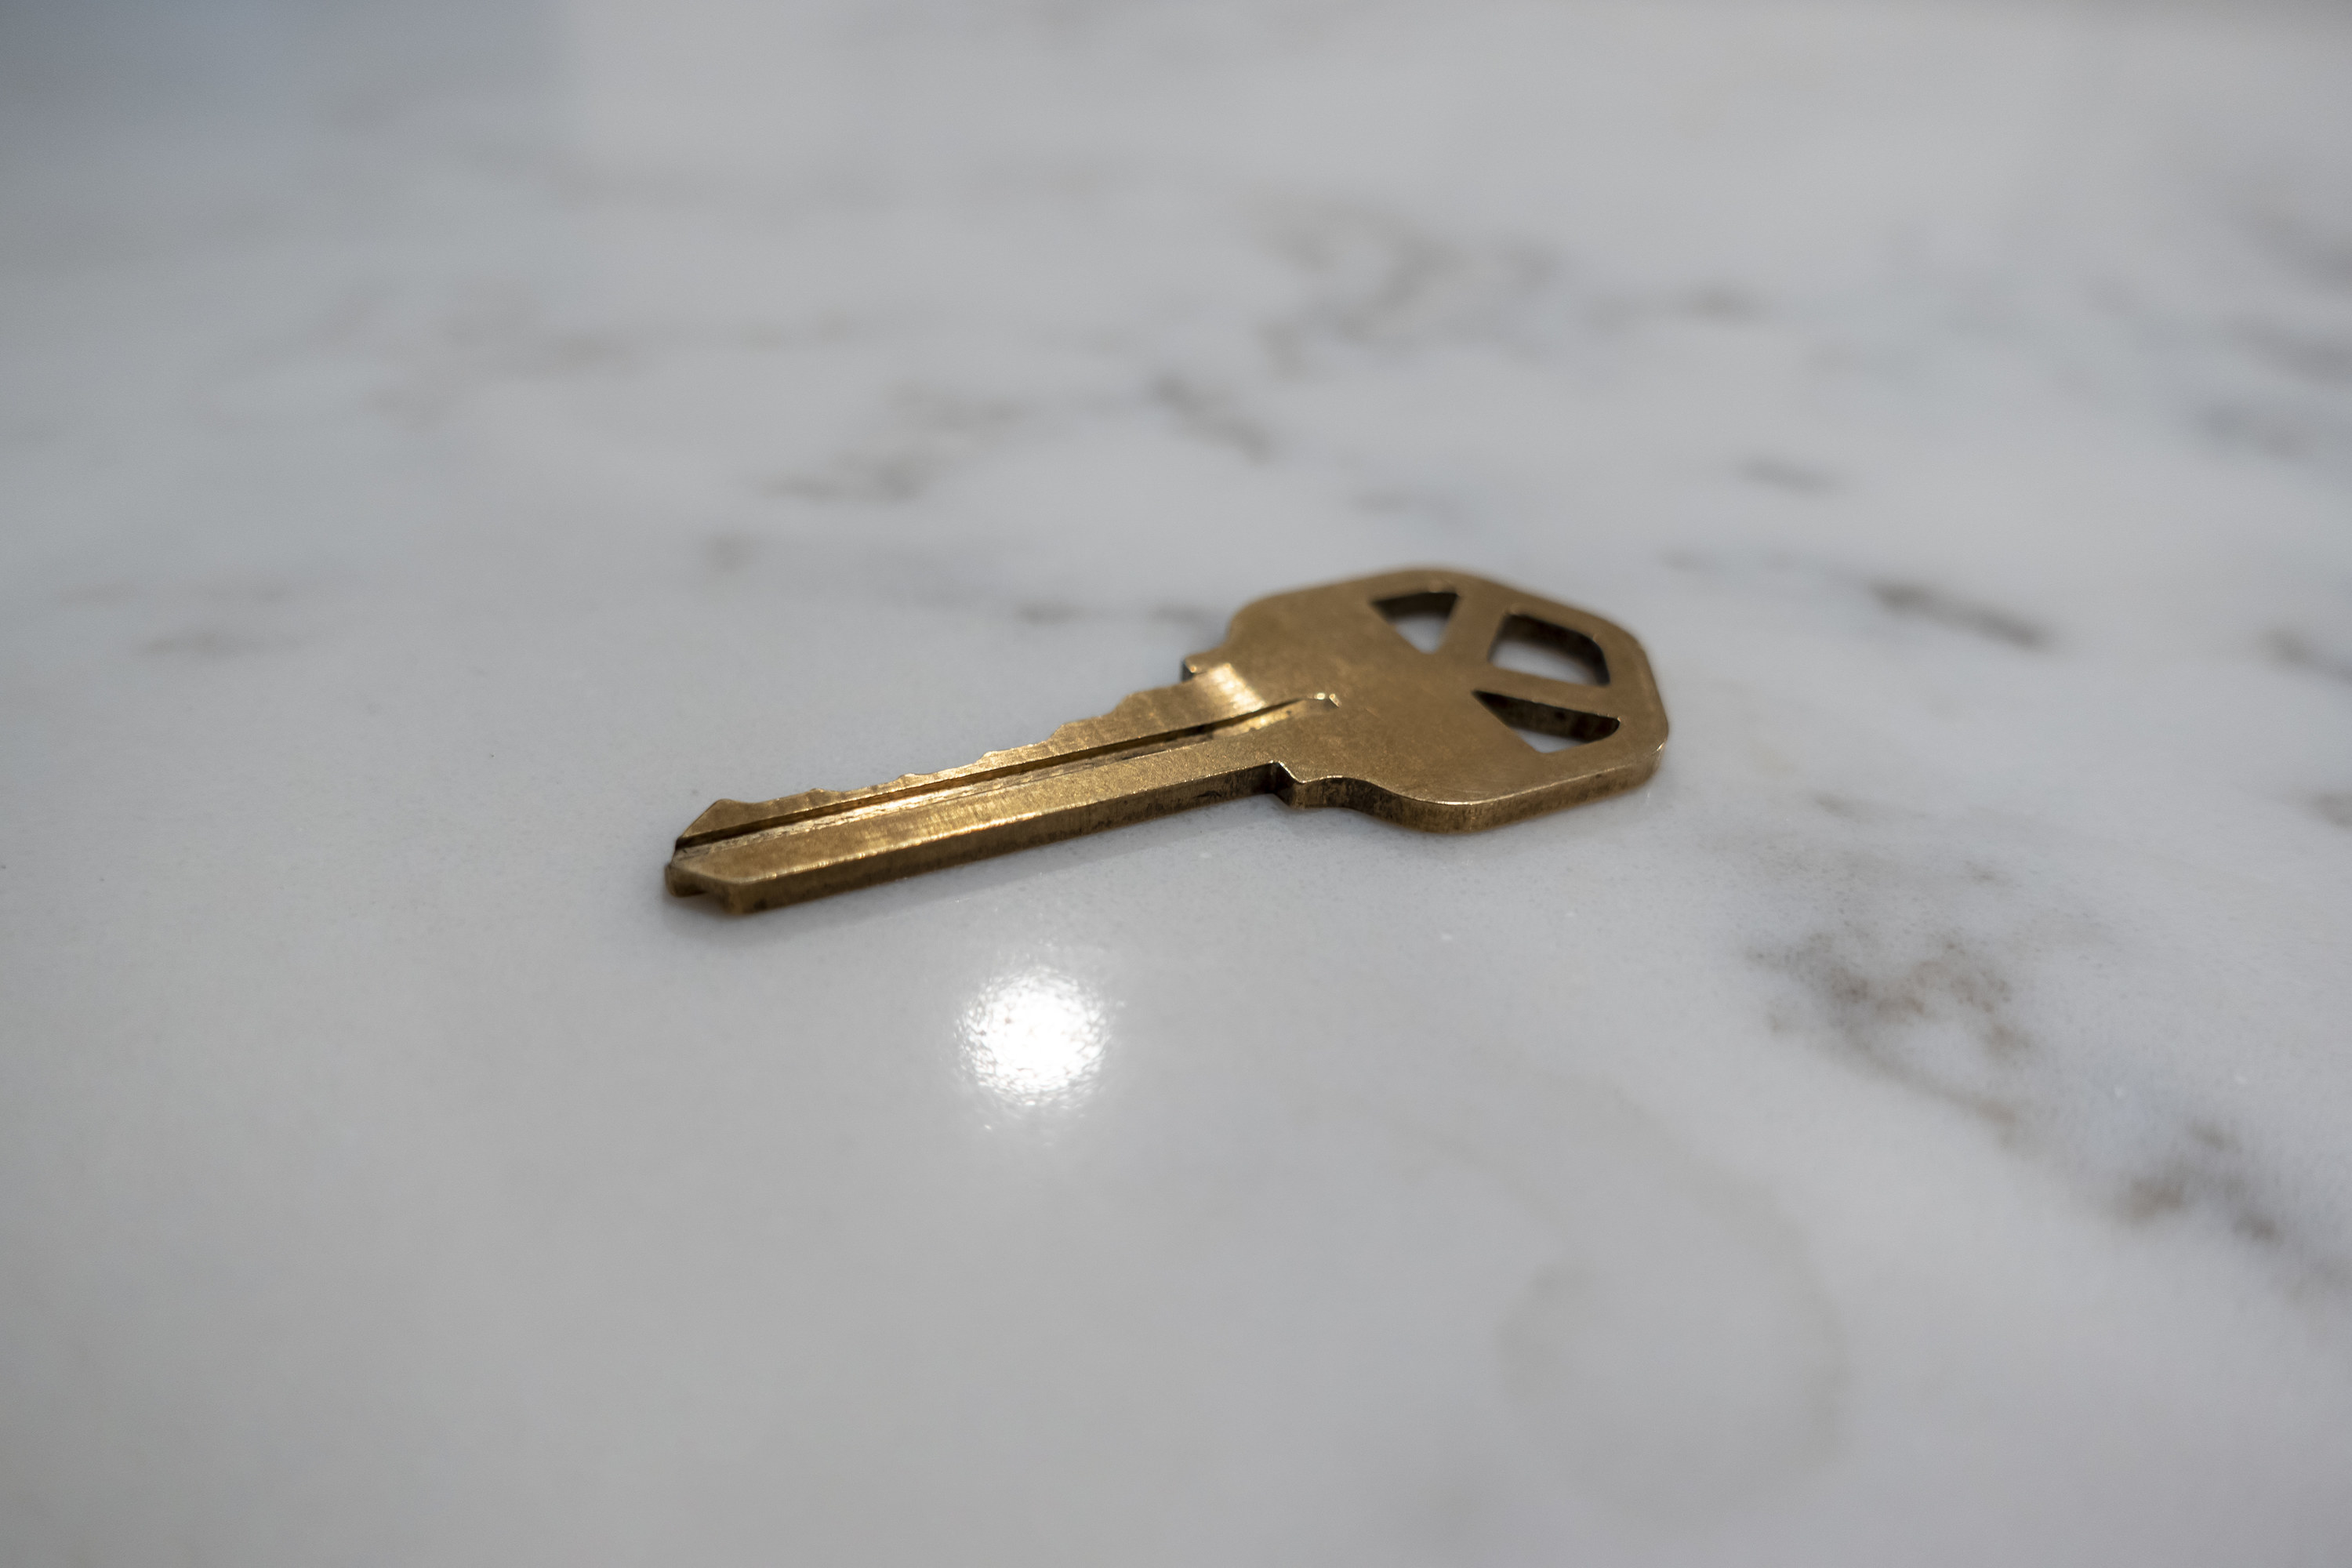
<box><xmin>2</xmin><ymin>0</ymin><xmax>2351</xmax><ymax>1563</ymax></box>
<box><xmin>960</xmin><ymin>968</ymin><xmax>1109</xmax><ymax>1110</ymax></box>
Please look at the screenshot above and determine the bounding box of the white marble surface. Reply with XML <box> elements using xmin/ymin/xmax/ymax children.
<box><xmin>5</xmin><ymin>0</ymin><xmax>2352</xmax><ymax>1562</ymax></box>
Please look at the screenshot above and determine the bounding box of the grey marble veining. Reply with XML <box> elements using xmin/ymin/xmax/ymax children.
<box><xmin>3</xmin><ymin>1</ymin><xmax>2350</xmax><ymax>1563</ymax></box>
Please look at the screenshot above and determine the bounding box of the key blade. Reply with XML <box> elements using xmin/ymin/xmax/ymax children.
<box><xmin>673</xmin><ymin>660</ymin><xmax>1281</xmax><ymax>849</ymax></box>
<box><xmin>667</xmin><ymin>682</ymin><xmax>1336</xmax><ymax>913</ymax></box>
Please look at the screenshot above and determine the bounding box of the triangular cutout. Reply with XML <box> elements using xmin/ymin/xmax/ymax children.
<box><xmin>1489</xmin><ymin>612</ymin><xmax>1606</xmax><ymax>685</ymax></box>
<box><xmin>1374</xmin><ymin>590</ymin><xmax>1457</xmax><ymax>654</ymax></box>
<box><xmin>1475</xmin><ymin>691</ymin><xmax>1619</xmax><ymax>753</ymax></box>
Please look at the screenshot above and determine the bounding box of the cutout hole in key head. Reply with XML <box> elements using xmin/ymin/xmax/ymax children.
<box><xmin>1490</xmin><ymin>612</ymin><xmax>1607</xmax><ymax>685</ymax></box>
<box><xmin>1374</xmin><ymin>590</ymin><xmax>1458</xmax><ymax>654</ymax></box>
<box><xmin>1475</xmin><ymin>691</ymin><xmax>1620</xmax><ymax>753</ymax></box>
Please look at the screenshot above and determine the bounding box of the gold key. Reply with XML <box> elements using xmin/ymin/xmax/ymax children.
<box><xmin>666</xmin><ymin>568</ymin><xmax>1668</xmax><ymax>913</ymax></box>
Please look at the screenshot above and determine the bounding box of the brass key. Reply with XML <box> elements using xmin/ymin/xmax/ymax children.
<box><xmin>666</xmin><ymin>568</ymin><xmax>1668</xmax><ymax>913</ymax></box>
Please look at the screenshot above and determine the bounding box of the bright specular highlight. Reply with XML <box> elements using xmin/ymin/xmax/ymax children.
<box><xmin>960</xmin><ymin>971</ymin><xmax>1108</xmax><ymax>1108</ymax></box>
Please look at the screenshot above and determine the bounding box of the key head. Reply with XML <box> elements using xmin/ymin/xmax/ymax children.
<box><xmin>1189</xmin><ymin>568</ymin><xmax>1668</xmax><ymax>831</ymax></box>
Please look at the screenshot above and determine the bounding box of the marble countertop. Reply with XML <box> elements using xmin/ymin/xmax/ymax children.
<box><xmin>5</xmin><ymin>0</ymin><xmax>2350</xmax><ymax>1562</ymax></box>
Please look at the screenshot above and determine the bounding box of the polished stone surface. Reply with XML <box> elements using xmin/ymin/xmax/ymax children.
<box><xmin>4</xmin><ymin>1</ymin><xmax>2351</xmax><ymax>1563</ymax></box>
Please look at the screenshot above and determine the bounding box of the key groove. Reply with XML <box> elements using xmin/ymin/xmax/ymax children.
<box><xmin>676</xmin><ymin>695</ymin><xmax>1338</xmax><ymax>850</ymax></box>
